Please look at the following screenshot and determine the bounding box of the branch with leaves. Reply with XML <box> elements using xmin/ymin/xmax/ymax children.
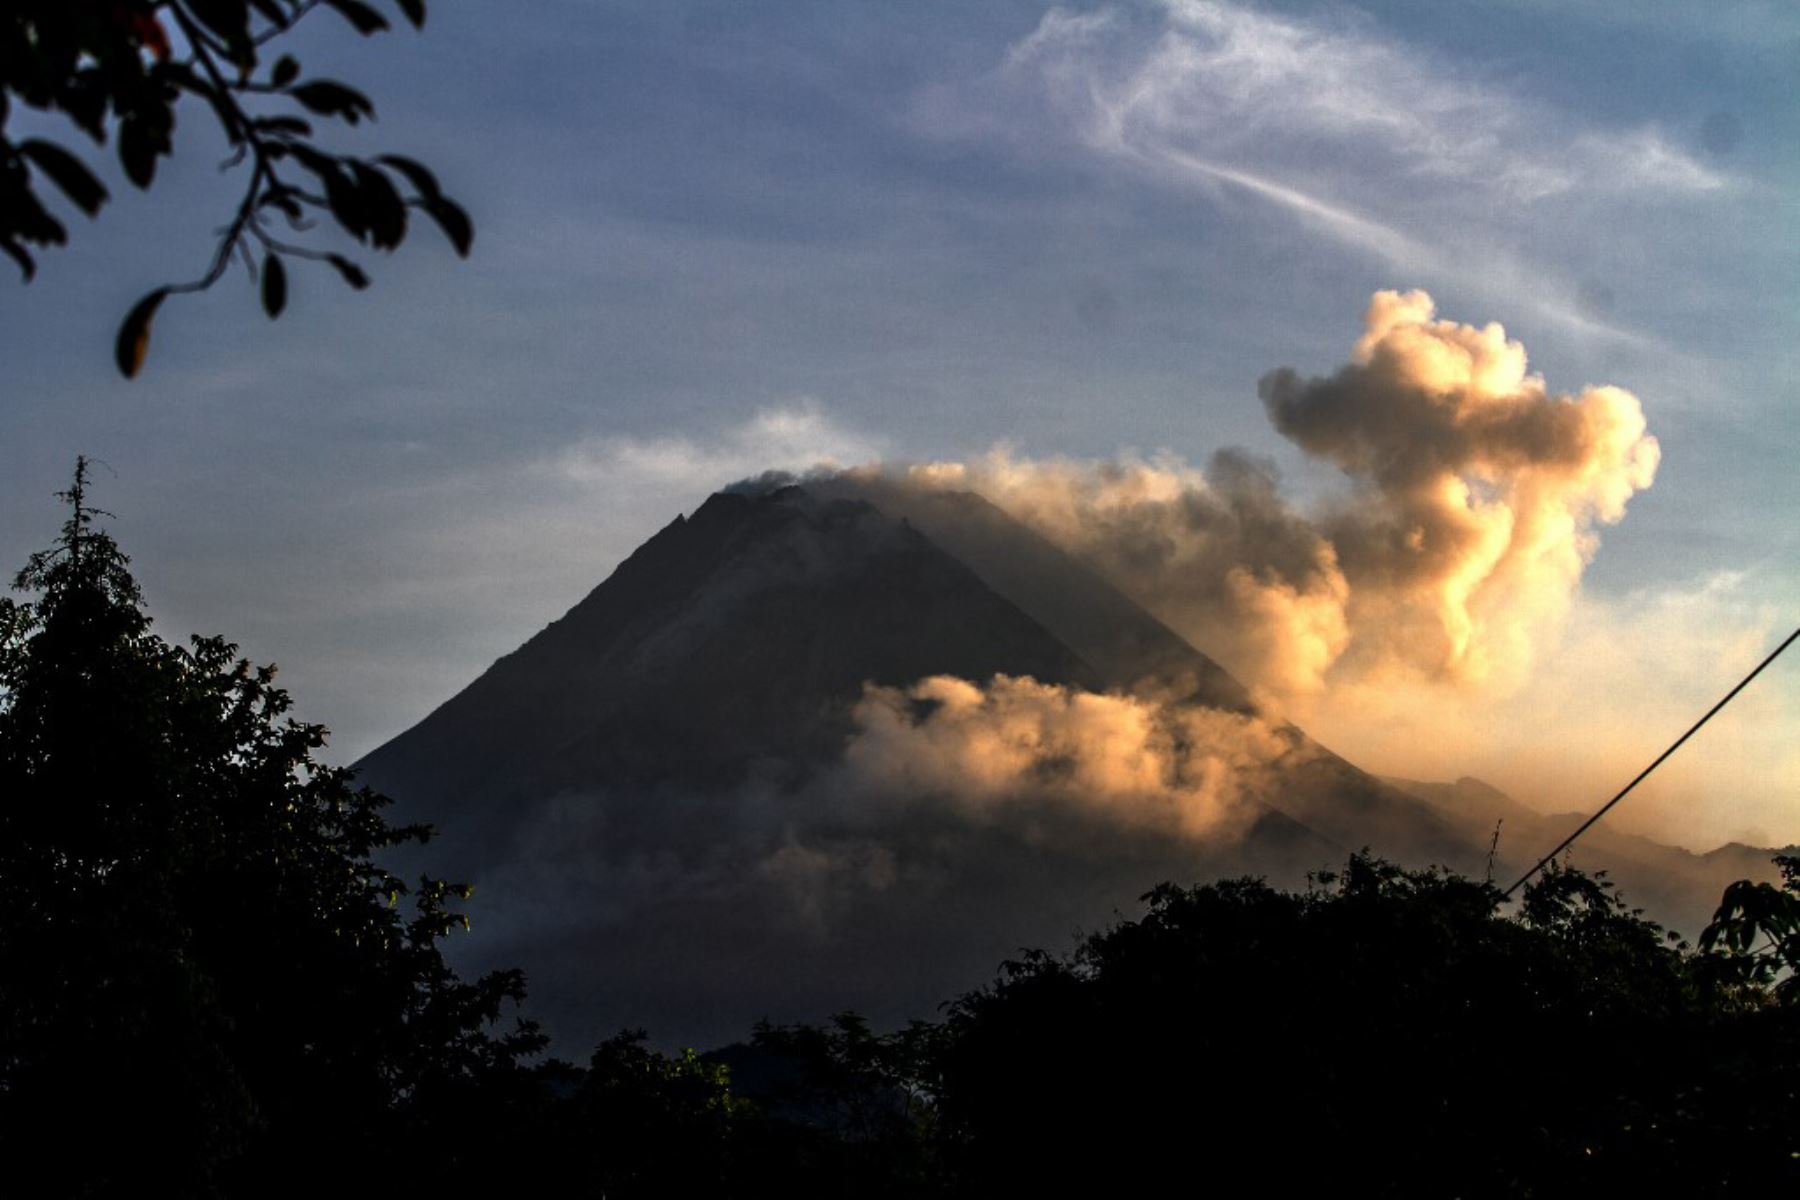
<box><xmin>1699</xmin><ymin>854</ymin><xmax>1800</xmax><ymax>1005</ymax></box>
<box><xmin>1</xmin><ymin>1</ymin><xmax>469</xmax><ymax>377</ymax></box>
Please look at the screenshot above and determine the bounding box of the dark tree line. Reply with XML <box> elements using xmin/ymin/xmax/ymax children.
<box><xmin>2</xmin><ymin>469</ymin><xmax>1796</xmax><ymax>1196</ymax></box>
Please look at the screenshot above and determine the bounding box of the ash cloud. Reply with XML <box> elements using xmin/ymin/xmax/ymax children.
<box><xmin>905</xmin><ymin>289</ymin><xmax>1659</xmax><ymax>697</ymax></box>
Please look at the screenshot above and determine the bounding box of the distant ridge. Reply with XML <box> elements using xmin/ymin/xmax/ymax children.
<box><xmin>1389</xmin><ymin>775</ymin><xmax>1795</xmax><ymax>937</ymax></box>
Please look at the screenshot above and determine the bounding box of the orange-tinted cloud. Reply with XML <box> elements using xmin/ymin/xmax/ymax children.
<box><xmin>1262</xmin><ymin>289</ymin><xmax>1659</xmax><ymax>687</ymax></box>
<box><xmin>908</xmin><ymin>289</ymin><xmax>1659</xmax><ymax>698</ymax></box>
<box><xmin>843</xmin><ymin>673</ymin><xmax>1296</xmax><ymax>843</ymax></box>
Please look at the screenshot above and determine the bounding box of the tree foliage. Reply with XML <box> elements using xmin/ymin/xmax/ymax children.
<box><xmin>484</xmin><ymin>855</ymin><xmax>1800</xmax><ymax>1197</ymax></box>
<box><xmin>541</xmin><ymin>1031</ymin><xmax>750</xmax><ymax>1194</ymax></box>
<box><xmin>1699</xmin><ymin>853</ymin><xmax>1800</xmax><ymax>1004</ymax></box>
<box><xmin>1</xmin><ymin>2</ymin><xmax>469</xmax><ymax>376</ymax></box>
<box><xmin>925</xmin><ymin>855</ymin><xmax>1800</xmax><ymax>1193</ymax></box>
<box><xmin>738</xmin><ymin>1013</ymin><xmax>947</xmax><ymax>1193</ymax></box>
<box><xmin>0</xmin><ymin>461</ymin><xmax>539</xmax><ymax>1196</ymax></box>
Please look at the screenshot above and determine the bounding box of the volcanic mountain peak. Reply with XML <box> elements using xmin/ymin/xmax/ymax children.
<box><xmin>354</xmin><ymin>479</ymin><xmax>1780</xmax><ymax>1049</ymax></box>
<box><xmin>358</xmin><ymin>483</ymin><xmax>1106</xmax><ymax>862</ymax></box>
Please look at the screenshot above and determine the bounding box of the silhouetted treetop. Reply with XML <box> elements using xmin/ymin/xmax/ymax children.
<box><xmin>0</xmin><ymin>460</ymin><xmax>539</xmax><ymax>1196</ymax></box>
<box><xmin>928</xmin><ymin>854</ymin><xmax>1798</xmax><ymax>1193</ymax></box>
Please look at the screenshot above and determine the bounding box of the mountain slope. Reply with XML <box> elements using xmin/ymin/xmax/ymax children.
<box><xmin>359</xmin><ymin>486</ymin><xmax>1102</xmax><ymax>869</ymax></box>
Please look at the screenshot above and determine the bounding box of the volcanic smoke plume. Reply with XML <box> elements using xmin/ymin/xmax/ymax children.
<box><xmin>906</xmin><ymin>289</ymin><xmax>1659</xmax><ymax>698</ymax></box>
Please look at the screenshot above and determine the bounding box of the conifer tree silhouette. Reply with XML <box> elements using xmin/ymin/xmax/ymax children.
<box><xmin>0</xmin><ymin>460</ymin><xmax>540</xmax><ymax>1195</ymax></box>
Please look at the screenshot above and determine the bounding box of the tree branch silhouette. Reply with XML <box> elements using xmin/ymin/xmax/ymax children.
<box><xmin>2</xmin><ymin>2</ymin><xmax>470</xmax><ymax>377</ymax></box>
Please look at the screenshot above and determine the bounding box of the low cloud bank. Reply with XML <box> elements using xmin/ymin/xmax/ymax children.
<box><xmin>844</xmin><ymin>674</ymin><xmax>1292</xmax><ymax>842</ymax></box>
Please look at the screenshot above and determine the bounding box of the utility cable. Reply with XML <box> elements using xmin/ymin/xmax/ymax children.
<box><xmin>1500</xmin><ymin>625</ymin><xmax>1800</xmax><ymax>899</ymax></box>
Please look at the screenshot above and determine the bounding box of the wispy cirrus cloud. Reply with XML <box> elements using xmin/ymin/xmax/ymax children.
<box><xmin>919</xmin><ymin>0</ymin><xmax>1728</xmax><ymax>345</ymax></box>
<box><xmin>997</xmin><ymin>0</ymin><xmax>1723</xmax><ymax>200</ymax></box>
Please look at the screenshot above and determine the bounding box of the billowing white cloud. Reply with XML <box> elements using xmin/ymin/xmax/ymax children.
<box><xmin>906</xmin><ymin>447</ymin><xmax>1352</xmax><ymax>696</ymax></box>
<box><xmin>1261</xmin><ymin>288</ymin><xmax>1660</xmax><ymax>687</ymax></box>
<box><xmin>904</xmin><ymin>290</ymin><xmax>1659</xmax><ymax>695</ymax></box>
<box><xmin>450</xmin><ymin>670</ymin><xmax>1320</xmax><ymax>1050</ymax></box>
<box><xmin>1295</xmin><ymin>566</ymin><xmax>1799</xmax><ymax>850</ymax></box>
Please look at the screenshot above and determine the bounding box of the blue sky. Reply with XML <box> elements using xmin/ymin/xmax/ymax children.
<box><xmin>2</xmin><ymin>0</ymin><xmax>1795</xmax><ymax>845</ymax></box>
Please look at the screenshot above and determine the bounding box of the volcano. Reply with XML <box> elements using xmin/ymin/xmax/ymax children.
<box><xmin>355</xmin><ymin>480</ymin><xmax>1776</xmax><ymax>1050</ymax></box>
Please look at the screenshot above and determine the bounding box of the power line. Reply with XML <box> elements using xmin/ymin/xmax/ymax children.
<box><xmin>1500</xmin><ymin>625</ymin><xmax>1800</xmax><ymax>899</ymax></box>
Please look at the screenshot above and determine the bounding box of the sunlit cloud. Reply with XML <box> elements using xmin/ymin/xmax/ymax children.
<box><xmin>843</xmin><ymin>673</ymin><xmax>1292</xmax><ymax>843</ymax></box>
<box><xmin>1293</xmin><ymin>567</ymin><xmax>1799</xmax><ymax>849</ymax></box>
<box><xmin>901</xmin><ymin>289</ymin><xmax>1658</xmax><ymax>696</ymax></box>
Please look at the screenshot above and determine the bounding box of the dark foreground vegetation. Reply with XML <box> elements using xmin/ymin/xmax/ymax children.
<box><xmin>4</xmin><ymin>469</ymin><xmax>1797</xmax><ymax>1196</ymax></box>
